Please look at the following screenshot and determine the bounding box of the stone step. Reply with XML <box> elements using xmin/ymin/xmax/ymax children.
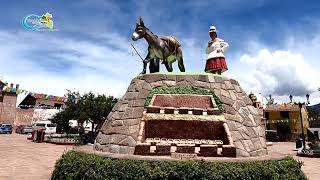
<box><xmin>146</xmin><ymin>106</ymin><xmax>161</xmax><ymax>113</ymax></box>
<box><xmin>146</xmin><ymin>106</ymin><xmax>221</xmax><ymax>116</ymax></box>
<box><xmin>134</xmin><ymin>143</ymin><xmax>151</xmax><ymax>155</ymax></box>
<box><xmin>164</xmin><ymin>107</ymin><xmax>175</xmax><ymax>114</ymax></box>
<box><xmin>199</xmin><ymin>145</ymin><xmax>218</xmax><ymax>157</ymax></box>
<box><xmin>176</xmin><ymin>144</ymin><xmax>195</xmax><ymax>154</ymax></box>
<box><xmin>144</xmin><ymin>138</ymin><xmax>223</xmax><ymax>145</ymax></box>
<box><xmin>134</xmin><ymin>143</ymin><xmax>236</xmax><ymax>157</ymax></box>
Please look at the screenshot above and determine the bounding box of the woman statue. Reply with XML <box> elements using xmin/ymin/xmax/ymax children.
<box><xmin>205</xmin><ymin>26</ymin><xmax>229</xmax><ymax>74</ymax></box>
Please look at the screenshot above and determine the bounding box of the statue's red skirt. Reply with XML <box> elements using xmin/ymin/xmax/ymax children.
<box><xmin>205</xmin><ymin>57</ymin><xmax>228</xmax><ymax>73</ymax></box>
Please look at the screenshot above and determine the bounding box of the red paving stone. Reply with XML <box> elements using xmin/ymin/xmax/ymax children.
<box><xmin>0</xmin><ymin>133</ymin><xmax>73</xmax><ymax>180</ymax></box>
<box><xmin>1</xmin><ymin>134</ymin><xmax>319</xmax><ymax>179</ymax></box>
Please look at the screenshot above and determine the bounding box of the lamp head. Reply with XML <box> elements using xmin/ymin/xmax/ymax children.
<box><xmin>306</xmin><ymin>94</ymin><xmax>310</xmax><ymax>104</ymax></box>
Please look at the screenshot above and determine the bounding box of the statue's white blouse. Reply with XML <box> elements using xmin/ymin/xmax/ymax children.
<box><xmin>205</xmin><ymin>38</ymin><xmax>229</xmax><ymax>60</ymax></box>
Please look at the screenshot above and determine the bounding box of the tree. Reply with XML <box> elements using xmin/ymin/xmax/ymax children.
<box><xmin>80</xmin><ymin>92</ymin><xmax>117</xmax><ymax>139</ymax></box>
<box><xmin>52</xmin><ymin>90</ymin><xmax>118</xmax><ymax>141</ymax></box>
<box><xmin>307</xmin><ymin>106</ymin><xmax>320</xmax><ymax>128</ymax></box>
<box><xmin>52</xmin><ymin>90</ymin><xmax>82</xmax><ymax>133</ymax></box>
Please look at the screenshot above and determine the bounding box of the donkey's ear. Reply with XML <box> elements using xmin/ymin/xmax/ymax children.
<box><xmin>139</xmin><ymin>16</ymin><xmax>144</xmax><ymax>27</ymax></box>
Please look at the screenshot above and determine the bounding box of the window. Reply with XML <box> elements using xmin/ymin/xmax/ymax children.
<box><xmin>54</xmin><ymin>103</ymin><xmax>63</xmax><ymax>108</ymax></box>
<box><xmin>280</xmin><ymin>111</ymin><xmax>290</xmax><ymax>119</ymax></box>
<box><xmin>47</xmin><ymin>123</ymin><xmax>56</xmax><ymax>127</ymax></box>
<box><xmin>0</xmin><ymin>91</ymin><xmax>3</xmax><ymax>102</ymax></box>
<box><xmin>35</xmin><ymin>123</ymin><xmax>45</xmax><ymax>127</ymax></box>
<box><xmin>314</xmin><ymin>131</ymin><xmax>319</xmax><ymax>138</ymax></box>
<box><xmin>264</xmin><ymin>112</ymin><xmax>270</xmax><ymax>120</ymax></box>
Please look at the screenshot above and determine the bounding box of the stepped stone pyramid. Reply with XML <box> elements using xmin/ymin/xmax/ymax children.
<box><xmin>95</xmin><ymin>73</ymin><xmax>267</xmax><ymax>157</ymax></box>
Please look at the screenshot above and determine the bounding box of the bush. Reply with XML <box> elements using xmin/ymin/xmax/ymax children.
<box><xmin>52</xmin><ymin>151</ymin><xmax>307</xmax><ymax>180</ymax></box>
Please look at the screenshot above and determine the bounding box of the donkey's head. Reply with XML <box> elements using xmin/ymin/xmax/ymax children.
<box><xmin>132</xmin><ymin>17</ymin><xmax>146</xmax><ymax>41</ymax></box>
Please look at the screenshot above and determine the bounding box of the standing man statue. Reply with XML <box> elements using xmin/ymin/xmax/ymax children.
<box><xmin>205</xmin><ymin>26</ymin><xmax>229</xmax><ymax>74</ymax></box>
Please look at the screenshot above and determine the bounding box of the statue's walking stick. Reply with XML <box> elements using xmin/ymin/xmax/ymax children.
<box><xmin>131</xmin><ymin>44</ymin><xmax>144</xmax><ymax>62</ymax></box>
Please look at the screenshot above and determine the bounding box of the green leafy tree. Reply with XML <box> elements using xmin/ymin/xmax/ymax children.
<box><xmin>52</xmin><ymin>90</ymin><xmax>118</xmax><ymax>139</ymax></box>
<box><xmin>52</xmin><ymin>90</ymin><xmax>82</xmax><ymax>133</ymax></box>
<box><xmin>307</xmin><ymin>106</ymin><xmax>320</xmax><ymax>127</ymax></box>
<box><xmin>80</xmin><ymin>92</ymin><xmax>117</xmax><ymax>138</ymax></box>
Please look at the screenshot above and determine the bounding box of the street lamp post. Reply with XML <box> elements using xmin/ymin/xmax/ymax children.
<box><xmin>259</xmin><ymin>93</ymin><xmax>267</xmax><ymax>130</ymax></box>
<box><xmin>298</xmin><ymin>102</ymin><xmax>306</xmax><ymax>149</ymax></box>
<box><xmin>291</xmin><ymin>94</ymin><xmax>310</xmax><ymax>150</ymax></box>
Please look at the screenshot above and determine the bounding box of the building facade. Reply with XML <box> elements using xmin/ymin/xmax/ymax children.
<box><xmin>264</xmin><ymin>103</ymin><xmax>309</xmax><ymax>141</ymax></box>
<box><xmin>0</xmin><ymin>92</ymin><xmax>17</xmax><ymax>124</ymax></box>
<box><xmin>0</xmin><ymin>80</ymin><xmax>65</xmax><ymax>126</ymax></box>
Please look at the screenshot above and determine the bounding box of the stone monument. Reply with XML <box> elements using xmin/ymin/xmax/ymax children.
<box><xmin>95</xmin><ymin>73</ymin><xmax>267</xmax><ymax>157</ymax></box>
<box><xmin>94</xmin><ymin>20</ymin><xmax>266</xmax><ymax>158</ymax></box>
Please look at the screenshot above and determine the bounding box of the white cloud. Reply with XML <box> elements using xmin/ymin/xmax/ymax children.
<box><xmin>240</xmin><ymin>48</ymin><xmax>319</xmax><ymax>94</ymax></box>
<box><xmin>1</xmin><ymin>19</ymin><xmax>320</xmax><ymax>107</ymax></box>
<box><xmin>230</xmin><ymin>47</ymin><xmax>320</xmax><ymax>105</ymax></box>
<box><xmin>0</xmin><ymin>30</ymin><xmax>141</xmax><ymax>98</ymax></box>
<box><xmin>0</xmin><ymin>27</ymin><xmax>210</xmax><ymax>99</ymax></box>
<box><xmin>223</xmin><ymin>19</ymin><xmax>320</xmax><ymax>105</ymax></box>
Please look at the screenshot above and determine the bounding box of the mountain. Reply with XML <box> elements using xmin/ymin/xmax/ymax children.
<box><xmin>311</xmin><ymin>103</ymin><xmax>320</xmax><ymax>111</ymax></box>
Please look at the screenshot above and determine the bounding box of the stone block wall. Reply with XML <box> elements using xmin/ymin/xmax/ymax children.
<box><xmin>95</xmin><ymin>74</ymin><xmax>267</xmax><ymax>157</ymax></box>
<box><xmin>0</xmin><ymin>92</ymin><xmax>17</xmax><ymax>124</ymax></box>
<box><xmin>14</xmin><ymin>108</ymin><xmax>34</xmax><ymax>126</ymax></box>
<box><xmin>0</xmin><ymin>93</ymin><xmax>60</xmax><ymax>127</ymax></box>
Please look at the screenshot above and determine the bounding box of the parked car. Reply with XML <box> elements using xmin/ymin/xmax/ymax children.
<box><xmin>0</xmin><ymin>124</ymin><xmax>13</xmax><ymax>134</ymax></box>
<box><xmin>16</xmin><ymin>125</ymin><xmax>33</xmax><ymax>134</ymax></box>
<box><xmin>33</xmin><ymin>121</ymin><xmax>57</xmax><ymax>134</ymax></box>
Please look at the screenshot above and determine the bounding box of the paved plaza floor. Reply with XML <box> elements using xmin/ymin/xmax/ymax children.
<box><xmin>268</xmin><ymin>142</ymin><xmax>320</xmax><ymax>180</ymax></box>
<box><xmin>0</xmin><ymin>133</ymin><xmax>73</xmax><ymax>180</ymax></box>
<box><xmin>0</xmin><ymin>134</ymin><xmax>319</xmax><ymax>179</ymax></box>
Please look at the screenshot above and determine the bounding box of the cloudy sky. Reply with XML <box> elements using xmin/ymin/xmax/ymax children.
<box><xmin>0</xmin><ymin>0</ymin><xmax>320</xmax><ymax>105</ymax></box>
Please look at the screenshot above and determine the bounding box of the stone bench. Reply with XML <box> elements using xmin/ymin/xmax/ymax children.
<box><xmin>199</xmin><ymin>145</ymin><xmax>218</xmax><ymax>157</ymax></box>
<box><xmin>134</xmin><ymin>143</ymin><xmax>151</xmax><ymax>155</ymax></box>
<box><xmin>222</xmin><ymin>145</ymin><xmax>236</xmax><ymax>157</ymax></box>
<box><xmin>176</xmin><ymin>144</ymin><xmax>195</xmax><ymax>154</ymax></box>
<box><xmin>156</xmin><ymin>144</ymin><xmax>171</xmax><ymax>155</ymax></box>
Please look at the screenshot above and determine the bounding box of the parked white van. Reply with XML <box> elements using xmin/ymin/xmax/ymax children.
<box><xmin>33</xmin><ymin>120</ymin><xmax>57</xmax><ymax>134</ymax></box>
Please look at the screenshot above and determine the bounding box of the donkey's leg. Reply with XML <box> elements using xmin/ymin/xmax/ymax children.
<box><xmin>140</xmin><ymin>60</ymin><xmax>147</xmax><ymax>74</ymax></box>
<box><xmin>164</xmin><ymin>61</ymin><xmax>173</xmax><ymax>72</ymax></box>
<box><xmin>154</xmin><ymin>59</ymin><xmax>160</xmax><ymax>72</ymax></box>
<box><xmin>177</xmin><ymin>48</ymin><xmax>185</xmax><ymax>72</ymax></box>
<box><xmin>178</xmin><ymin>57</ymin><xmax>186</xmax><ymax>72</ymax></box>
<box><xmin>140</xmin><ymin>52</ymin><xmax>151</xmax><ymax>74</ymax></box>
<box><xmin>149</xmin><ymin>59</ymin><xmax>155</xmax><ymax>73</ymax></box>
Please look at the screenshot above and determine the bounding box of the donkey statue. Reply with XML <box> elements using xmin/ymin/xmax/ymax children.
<box><xmin>132</xmin><ymin>17</ymin><xmax>185</xmax><ymax>74</ymax></box>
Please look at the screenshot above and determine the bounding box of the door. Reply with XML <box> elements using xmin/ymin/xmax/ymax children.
<box><xmin>314</xmin><ymin>131</ymin><xmax>319</xmax><ymax>140</ymax></box>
